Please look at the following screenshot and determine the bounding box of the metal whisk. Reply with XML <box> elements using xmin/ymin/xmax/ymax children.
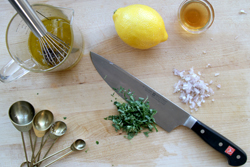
<box><xmin>8</xmin><ymin>0</ymin><xmax>70</xmax><ymax>67</ymax></box>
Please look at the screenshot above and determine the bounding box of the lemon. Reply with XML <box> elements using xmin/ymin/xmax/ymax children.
<box><xmin>113</xmin><ymin>4</ymin><xmax>168</xmax><ymax>49</ymax></box>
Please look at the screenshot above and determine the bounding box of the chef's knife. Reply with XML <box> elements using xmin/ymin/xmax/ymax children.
<box><xmin>90</xmin><ymin>51</ymin><xmax>247</xmax><ymax>166</ymax></box>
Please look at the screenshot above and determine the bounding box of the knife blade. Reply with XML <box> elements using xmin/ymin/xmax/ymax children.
<box><xmin>90</xmin><ymin>51</ymin><xmax>247</xmax><ymax>166</ymax></box>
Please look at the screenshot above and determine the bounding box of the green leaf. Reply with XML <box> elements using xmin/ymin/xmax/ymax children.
<box><xmin>104</xmin><ymin>87</ymin><xmax>158</xmax><ymax>140</ymax></box>
<box><xmin>143</xmin><ymin>131</ymin><xmax>151</xmax><ymax>137</ymax></box>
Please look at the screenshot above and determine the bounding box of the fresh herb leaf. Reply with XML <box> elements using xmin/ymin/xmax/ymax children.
<box><xmin>143</xmin><ymin>131</ymin><xmax>151</xmax><ymax>137</ymax></box>
<box><xmin>105</xmin><ymin>87</ymin><xmax>158</xmax><ymax>140</ymax></box>
<box><xmin>119</xmin><ymin>86</ymin><xmax>124</xmax><ymax>93</ymax></box>
<box><xmin>104</xmin><ymin>75</ymin><xmax>107</xmax><ymax>79</ymax></box>
<box><xmin>63</xmin><ymin>117</ymin><xmax>67</xmax><ymax>120</ymax></box>
<box><xmin>96</xmin><ymin>141</ymin><xmax>99</xmax><ymax>145</ymax></box>
<box><xmin>85</xmin><ymin>148</ymin><xmax>89</xmax><ymax>153</ymax></box>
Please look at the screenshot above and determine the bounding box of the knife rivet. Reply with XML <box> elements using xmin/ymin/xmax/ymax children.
<box><xmin>236</xmin><ymin>155</ymin><xmax>241</xmax><ymax>159</ymax></box>
<box><xmin>218</xmin><ymin>142</ymin><xmax>223</xmax><ymax>147</ymax></box>
<box><xmin>200</xmin><ymin>129</ymin><xmax>205</xmax><ymax>134</ymax></box>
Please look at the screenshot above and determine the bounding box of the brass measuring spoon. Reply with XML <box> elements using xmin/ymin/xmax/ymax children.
<box><xmin>30</xmin><ymin>110</ymin><xmax>54</xmax><ymax>166</ymax></box>
<box><xmin>33</xmin><ymin>121</ymin><xmax>67</xmax><ymax>166</ymax></box>
<box><xmin>34</xmin><ymin>139</ymin><xmax>86</xmax><ymax>166</ymax></box>
<box><xmin>9</xmin><ymin>101</ymin><xmax>35</xmax><ymax>167</ymax></box>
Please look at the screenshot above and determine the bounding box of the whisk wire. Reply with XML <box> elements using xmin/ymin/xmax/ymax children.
<box><xmin>46</xmin><ymin>33</ymin><xmax>69</xmax><ymax>56</ymax></box>
<box><xmin>48</xmin><ymin>33</ymin><xmax>70</xmax><ymax>52</ymax></box>
<box><xmin>40</xmin><ymin>38</ymin><xmax>57</xmax><ymax>66</ymax></box>
<box><xmin>43</xmin><ymin>36</ymin><xmax>62</xmax><ymax>63</ymax></box>
<box><xmin>40</xmin><ymin>33</ymin><xmax>70</xmax><ymax>66</ymax></box>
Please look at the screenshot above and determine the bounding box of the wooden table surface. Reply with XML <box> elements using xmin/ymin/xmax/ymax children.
<box><xmin>0</xmin><ymin>0</ymin><xmax>250</xmax><ymax>166</ymax></box>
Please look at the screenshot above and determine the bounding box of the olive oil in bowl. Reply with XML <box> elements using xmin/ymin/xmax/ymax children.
<box><xmin>178</xmin><ymin>0</ymin><xmax>214</xmax><ymax>34</ymax></box>
<box><xmin>28</xmin><ymin>17</ymin><xmax>72</xmax><ymax>68</ymax></box>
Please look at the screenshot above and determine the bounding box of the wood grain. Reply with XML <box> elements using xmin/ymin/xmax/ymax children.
<box><xmin>0</xmin><ymin>0</ymin><xmax>249</xmax><ymax>166</ymax></box>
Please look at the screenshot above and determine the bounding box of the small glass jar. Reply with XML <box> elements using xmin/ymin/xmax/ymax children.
<box><xmin>178</xmin><ymin>0</ymin><xmax>214</xmax><ymax>34</ymax></box>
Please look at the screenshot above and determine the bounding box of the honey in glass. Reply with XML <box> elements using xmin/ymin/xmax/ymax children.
<box><xmin>178</xmin><ymin>0</ymin><xmax>214</xmax><ymax>34</ymax></box>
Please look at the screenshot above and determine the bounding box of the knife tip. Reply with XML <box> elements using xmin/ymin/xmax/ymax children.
<box><xmin>89</xmin><ymin>51</ymin><xmax>95</xmax><ymax>59</ymax></box>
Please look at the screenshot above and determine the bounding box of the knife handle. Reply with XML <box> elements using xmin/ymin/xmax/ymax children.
<box><xmin>191</xmin><ymin>121</ymin><xmax>247</xmax><ymax>166</ymax></box>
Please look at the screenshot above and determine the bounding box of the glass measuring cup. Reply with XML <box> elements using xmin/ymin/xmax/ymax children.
<box><xmin>0</xmin><ymin>4</ymin><xmax>83</xmax><ymax>83</ymax></box>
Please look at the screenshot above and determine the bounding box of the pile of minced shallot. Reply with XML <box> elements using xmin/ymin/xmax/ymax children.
<box><xmin>173</xmin><ymin>67</ymin><xmax>214</xmax><ymax>112</ymax></box>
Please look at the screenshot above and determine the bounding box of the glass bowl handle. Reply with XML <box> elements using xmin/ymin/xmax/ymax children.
<box><xmin>0</xmin><ymin>59</ymin><xmax>29</xmax><ymax>83</ymax></box>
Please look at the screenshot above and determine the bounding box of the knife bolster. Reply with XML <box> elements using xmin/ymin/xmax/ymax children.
<box><xmin>183</xmin><ymin>116</ymin><xmax>197</xmax><ymax>129</ymax></box>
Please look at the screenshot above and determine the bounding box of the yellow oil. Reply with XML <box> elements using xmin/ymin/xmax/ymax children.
<box><xmin>28</xmin><ymin>17</ymin><xmax>72</xmax><ymax>68</ymax></box>
<box><xmin>180</xmin><ymin>1</ymin><xmax>210</xmax><ymax>30</ymax></box>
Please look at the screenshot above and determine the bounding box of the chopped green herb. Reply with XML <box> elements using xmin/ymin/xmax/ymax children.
<box><xmin>111</xmin><ymin>92</ymin><xmax>115</xmax><ymax>97</ymax></box>
<box><xmin>143</xmin><ymin>131</ymin><xmax>151</xmax><ymax>137</ymax></box>
<box><xmin>85</xmin><ymin>148</ymin><xmax>89</xmax><ymax>153</ymax></box>
<box><xmin>96</xmin><ymin>141</ymin><xmax>99</xmax><ymax>145</ymax></box>
<box><xmin>105</xmin><ymin>87</ymin><xmax>158</xmax><ymax>140</ymax></box>
<box><xmin>119</xmin><ymin>86</ymin><xmax>125</xmax><ymax>93</ymax></box>
<box><xmin>37</xmin><ymin>93</ymin><xmax>39</xmax><ymax>95</ymax></box>
<box><xmin>63</xmin><ymin>117</ymin><xmax>67</xmax><ymax>120</ymax></box>
<box><xmin>111</xmin><ymin>100</ymin><xmax>113</xmax><ymax>102</ymax></box>
<box><xmin>104</xmin><ymin>75</ymin><xmax>107</xmax><ymax>79</ymax></box>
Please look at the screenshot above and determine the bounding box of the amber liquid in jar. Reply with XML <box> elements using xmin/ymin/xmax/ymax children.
<box><xmin>180</xmin><ymin>1</ymin><xmax>210</xmax><ymax>30</ymax></box>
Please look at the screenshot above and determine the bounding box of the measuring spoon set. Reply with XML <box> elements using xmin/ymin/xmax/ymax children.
<box><xmin>8</xmin><ymin>101</ymin><xmax>86</xmax><ymax>167</ymax></box>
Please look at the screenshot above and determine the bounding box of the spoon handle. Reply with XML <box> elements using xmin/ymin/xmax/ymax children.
<box><xmin>43</xmin><ymin>150</ymin><xmax>73</xmax><ymax>167</ymax></box>
<box><xmin>43</xmin><ymin>138</ymin><xmax>58</xmax><ymax>159</ymax></box>
<box><xmin>33</xmin><ymin>146</ymin><xmax>70</xmax><ymax>165</ymax></box>
<box><xmin>21</xmin><ymin>132</ymin><xmax>30</xmax><ymax>167</ymax></box>
<box><xmin>34</xmin><ymin>135</ymin><xmax>49</xmax><ymax>161</ymax></box>
<box><xmin>29</xmin><ymin>130</ymin><xmax>34</xmax><ymax>160</ymax></box>
<box><xmin>37</xmin><ymin>136</ymin><xmax>45</xmax><ymax>162</ymax></box>
<box><xmin>37</xmin><ymin>138</ymin><xmax>58</xmax><ymax>166</ymax></box>
<box><xmin>30</xmin><ymin>136</ymin><xmax>37</xmax><ymax>167</ymax></box>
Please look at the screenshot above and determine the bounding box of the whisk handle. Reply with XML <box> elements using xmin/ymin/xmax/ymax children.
<box><xmin>8</xmin><ymin>0</ymin><xmax>47</xmax><ymax>38</ymax></box>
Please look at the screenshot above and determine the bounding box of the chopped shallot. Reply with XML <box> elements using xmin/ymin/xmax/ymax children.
<box><xmin>206</xmin><ymin>64</ymin><xmax>211</xmax><ymax>68</ymax></box>
<box><xmin>239</xmin><ymin>9</ymin><xmax>247</xmax><ymax>14</ymax></box>
<box><xmin>212</xmin><ymin>99</ymin><xmax>215</xmax><ymax>102</ymax></box>
<box><xmin>214</xmin><ymin>73</ymin><xmax>220</xmax><ymax>77</ymax></box>
<box><xmin>173</xmin><ymin>68</ymin><xmax>214</xmax><ymax>112</ymax></box>
<box><xmin>209</xmin><ymin>80</ymin><xmax>213</xmax><ymax>84</ymax></box>
<box><xmin>217</xmin><ymin>84</ymin><xmax>221</xmax><ymax>89</ymax></box>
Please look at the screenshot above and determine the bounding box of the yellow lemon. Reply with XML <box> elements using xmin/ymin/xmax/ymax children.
<box><xmin>113</xmin><ymin>4</ymin><xmax>168</xmax><ymax>49</ymax></box>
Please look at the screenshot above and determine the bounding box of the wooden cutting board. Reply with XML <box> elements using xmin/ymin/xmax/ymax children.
<box><xmin>0</xmin><ymin>0</ymin><xmax>249</xmax><ymax>166</ymax></box>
